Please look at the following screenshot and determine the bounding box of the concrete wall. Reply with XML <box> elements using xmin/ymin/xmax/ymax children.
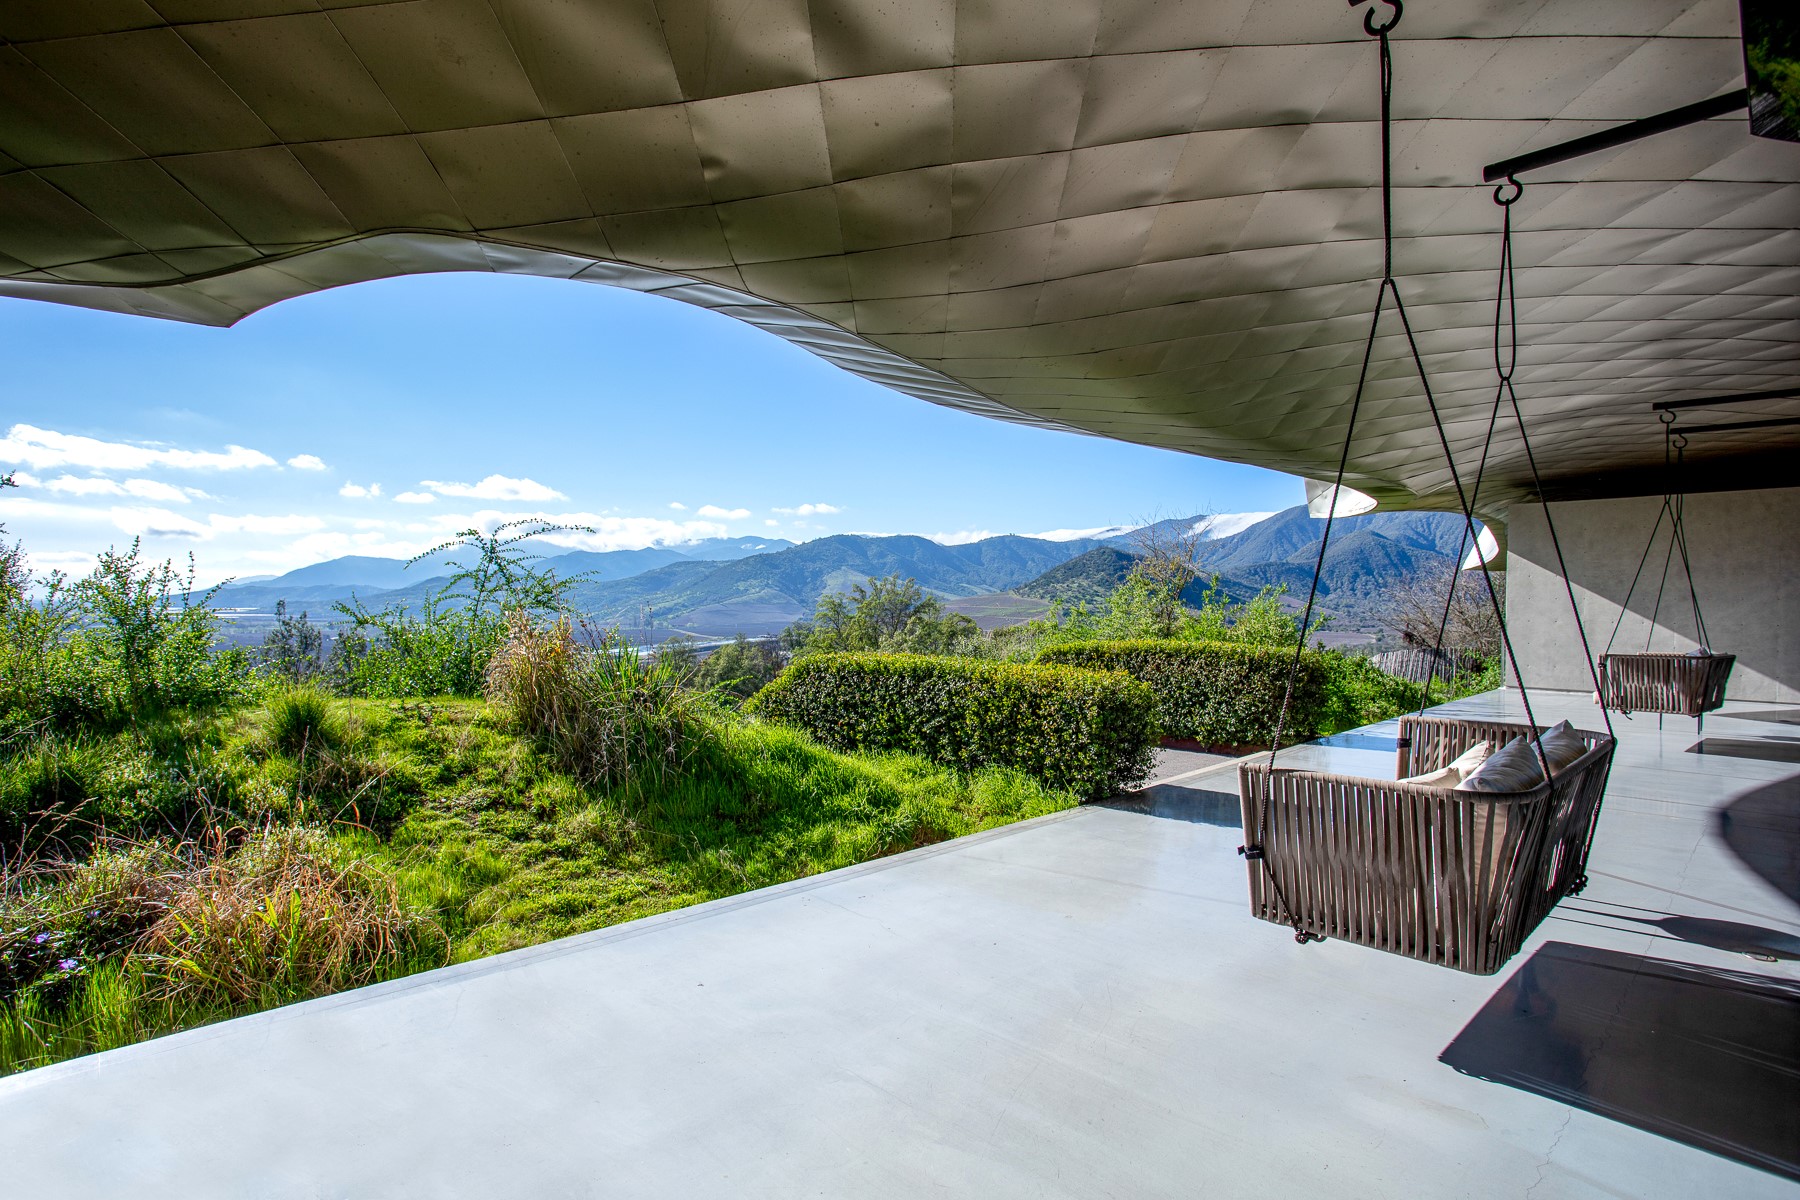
<box><xmin>1507</xmin><ymin>487</ymin><xmax>1799</xmax><ymax>703</ymax></box>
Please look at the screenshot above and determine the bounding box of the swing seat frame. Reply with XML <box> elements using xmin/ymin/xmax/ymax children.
<box><xmin>1598</xmin><ymin>651</ymin><xmax>1735</xmax><ymax>720</ymax></box>
<box><xmin>1238</xmin><ymin>715</ymin><xmax>1616</xmax><ymax>975</ymax></box>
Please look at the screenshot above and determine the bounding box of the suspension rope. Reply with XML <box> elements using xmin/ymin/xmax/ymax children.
<box><xmin>1388</xmin><ymin>269</ymin><xmax>1549</xmax><ymax>778</ymax></box>
<box><xmin>1603</xmin><ymin>412</ymin><xmax>1709</xmax><ymax>668</ymax></box>
<box><xmin>1490</xmin><ymin>180</ymin><xmax>1614</xmax><ymax>739</ymax></box>
<box><xmin>1603</xmin><ymin>498</ymin><xmax>1670</xmax><ymax>657</ymax></box>
<box><xmin>1669</xmin><ymin>433</ymin><xmax>1709</xmax><ymax>648</ymax></box>
<box><xmin>1417</xmin><ymin>385</ymin><xmax>1502</xmax><ymax>715</ymax></box>
<box><xmin>1243</xmin><ymin>0</ymin><xmax>1404</xmax><ymax>941</ymax></box>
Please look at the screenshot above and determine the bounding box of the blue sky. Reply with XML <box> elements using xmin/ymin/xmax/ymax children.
<box><xmin>1</xmin><ymin>272</ymin><xmax>1300</xmax><ymax>585</ymax></box>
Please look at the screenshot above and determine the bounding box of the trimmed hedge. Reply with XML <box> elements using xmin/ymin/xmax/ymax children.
<box><xmin>1036</xmin><ymin>640</ymin><xmax>1327</xmax><ymax>747</ymax></box>
<box><xmin>747</xmin><ymin>653</ymin><xmax>1157</xmax><ymax>799</ymax></box>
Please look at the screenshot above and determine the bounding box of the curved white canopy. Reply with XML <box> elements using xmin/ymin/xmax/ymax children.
<box><xmin>1</xmin><ymin>0</ymin><xmax>1795</xmax><ymax>510</ymax></box>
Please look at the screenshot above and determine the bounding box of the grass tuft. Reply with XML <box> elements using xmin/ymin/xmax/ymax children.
<box><xmin>263</xmin><ymin>685</ymin><xmax>348</xmax><ymax>761</ymax></box>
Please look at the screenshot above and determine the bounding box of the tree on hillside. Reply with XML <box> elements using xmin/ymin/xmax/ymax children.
<box><xmin>1121</xmin><ymin>513</ymin><xmax>1211</xmax><ymax>637</ymax></box>
<box><xmin>258</xmin><ymin>599</ymin><xmax>324</xmax><ymax>682</ymax></box>
<box><xmin>1382</xmin><ymin>569</ymin><xmax>1503</xmax><ymax>659</ymax></box>
<box><xmin>695</xmin><ymin>635</ymin><xmax>785</xmax><ymax>700</ymax></box>
<box><xmin>784</xmin><ymin>574</ymin><xmax>980</xmax><ymax>657</ymax></box>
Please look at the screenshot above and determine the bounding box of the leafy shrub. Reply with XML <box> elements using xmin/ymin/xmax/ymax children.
<box><xmin>1315</xmin><ymin>652</ymin><xmax>1425</xmax><ymax>735</ymax></box>
<box><xmin>3</xmin><ymin>541</ymin><xmax>249</xmax><ymax>729</ymax></box>
<box><xmin>0</xmin><ymin>540</ymin><xmax>74</xmax><ymax>725</ymax></box>
<box><xmin>485</xmin><ymin>615</ymin><xmax>711</xmax><ymax>793</ymax></box>
<box><xmin>693</xmin><ymin>635</ymin><xmax>785</xmax><ymax>700</ymax></box>
<box><xmin>255</xmin><ymin>600</ymin><xmax>324</xmax><ymax>683</ymax></box>
<box><xmin>748</xmin><ymin>652</ymin><xmax>1157</xmax><ymax>799</ymax></box>
<box><xmin>1015</xmin><ymin>576</ymin><xmax>1311</xmax><ymax>663</ymax></box>
<box><xmin>1036</xmin><ymin>640</ymin><xmax>1328</xmax><ymax>746</ymax></box>
<box><xmin>333</xmin><ymin>521</ymin><xmax>591</xmax><ymax>699</ymax></box>
<box><xmin>1314</xmin><ymin>652</ymin><xmax>1503</xmax><ymax>735</ymax></box>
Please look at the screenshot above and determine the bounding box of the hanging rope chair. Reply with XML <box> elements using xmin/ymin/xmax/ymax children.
<box><xmin>1596</xmin><ymin>415</ymin><xmax>1736</xmax><ymax>729</ymax></box>
<box><xmin>1235</xmin><ymin>0</ymin><xmax>1616</xmax><ymax>976</ymax></box>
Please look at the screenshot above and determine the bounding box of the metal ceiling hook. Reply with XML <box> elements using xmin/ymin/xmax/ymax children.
<box><xmin>1349</xmin><ymin>0</ymin><xmax>1404</xmax><ymax>37</ymax></box>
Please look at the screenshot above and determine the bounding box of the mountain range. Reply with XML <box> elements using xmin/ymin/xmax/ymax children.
<box><xmin>208</xmin><ymin>509</ymin><xmax>1477</xmax><ymax>641</ymax></box>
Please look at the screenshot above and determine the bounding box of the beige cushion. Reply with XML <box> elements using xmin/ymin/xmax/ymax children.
<box><xmin>1456</xmin><ymin>737</ymin><xmax>1546</xmax><ymax>793</ymax></box>
<box><xmin>1389</xmin><ymin>741</ymin><xmax>1490</xmax><ymax>788</ymax></box>
<box><xmin>1448</xmin><ymin>740</ymin><xmax>1493</xmax><ymax>776</ymax></box>
<box><xmin>1398</xmin><ymin>764</ymin><xmax>1462</xmax><ymax>787</ymax></box>
<box><xmin>1397</xmin><ymin>740</ymin><xmax>1492</xmax><ymax>788</ymax></box>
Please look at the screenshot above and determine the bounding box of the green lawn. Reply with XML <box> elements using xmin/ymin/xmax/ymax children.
<box><xmin>0</xmin><ymin>700</ymin><xmax>1076</xmax><ymax>1075</ymax></box>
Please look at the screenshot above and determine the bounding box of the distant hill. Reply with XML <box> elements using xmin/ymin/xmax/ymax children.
<box><xmin>1018</xmin><ymin>547</ymin><xmax>1274</xmax><ymax>612</ymax></box>
<box><xmin>1016</xmin><ymin>547</ymin><xmax>1138</xmax><ymax>607</ymax></box>
<box><xmin>202</xmin><ymin>508</ymin><xmax>1479</xmax><ymax>641</ymax></box>
<box><xmin>204</xmin><ymin>535</ymin><xmax>797</xmax><ymax>612</ymax></box>
<box><xmin>559</xmin><ymin>533</ymin><xmax>1108</xmax><ymax>635</ymax></box>
<box><xmin>1197</xmin><ymin>507</ymin><xmax>1469</xmax><ymax>575</ymax></box>
<box><xmin>1027</xmin><ymin>506</ymin><xmax>1471</xmax><ymax>631</ymax></box>
<box><xmin>1196</xmin><ymin>506</ymin><xmax>1468</xmax><ymax>627</ymax></box>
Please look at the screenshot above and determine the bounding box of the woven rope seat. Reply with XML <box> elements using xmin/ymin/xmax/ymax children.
<box><xmin>1238</xmin><ymin>716</ymin><xmax>1616</xmax><ymax>975</ymax></box>
<box><xmin>1598</xmin><ymin>652</ymin><xmax>1735</xmax><ymax>719</ymax></box>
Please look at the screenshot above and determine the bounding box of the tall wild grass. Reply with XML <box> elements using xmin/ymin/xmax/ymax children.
<box><xmin>484</xmin><ymin>614</ymin><xmax>714</xmax><ymax>794</ymax></box>
<box><xmin>0</xmin><ymin>824</ymin><xmax>442</xmax><ymax>1075</ymax></box>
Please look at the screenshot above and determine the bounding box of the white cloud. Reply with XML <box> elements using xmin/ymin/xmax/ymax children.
<box><xmin>668</xmin><ymin>501</ymin><xmax>687</xmax><ymax>511</ymax></box>
<box><xmin>1</xmin><ymin>493</ymin><xmax>327</xmax><ymax>544</ymax></box>
<box><xmin>107</xmin><ymin>506</ymin><xmax>211</xmax><ymax>540</ymax></box>
<box><xmin>339</xmin><ymin>482</ymin><xmax>382</xmax><ymax>499</ymax></box>
<box><xmin>772</xmin><ymin>503</ymin><xmax>840</xmax><ymax>517</ymax></box>
<box><xmin>1029</xmin><ymin>524</ymin><xmax>1139</xmax><ymax>542</ymax></box>
<box><xmin>406</xmin><ymin>508</ymin><xmax>730</xmax><ymax>552</ymax></box>
<box><xmin>287</xmin><ymin>454</ymin><xmax>327</xmax><ymax>471</ymax></box>
<box><xmin>21</xmin><ymin>474</ymin><xmax>207</xmax><ymax>504</ymax></box>
<box><xmin>764</xmin><ymin>519</ymin><xmax>780</xmax><ymax>527</ymax></box>
<box><xmin>925</xmin><ymin>530</ymin><xmax>997</xmax><ymax>546</ymax></box>
<box><xmin>207</xmin><ymin>513</ymin><xmax>326</xmax><ymax>536</ymax></box>
<box><xmin>696</xmin><ymin>504</ymin><xmax>750</xmax><ymax>520</ymax></box>
<box><xmin>421</xmin><ymin>475</ymin><xmax>565</xmax><ymax>502</ymax></box>
<box><xmin>20</xmin><ymin>549</ymin><xmax>98</xmax><ymax>577</ymax></box>
<box><xmin>280</xmin><ymin>531</ymin><xmax>437</xmax><ymax>566</ymax></box>
<box><xmin>394</xmin><ymin>491</ymin><xmax>435</xmax><ymax>504</ymax></box>
<box><xmin>0</xmin><ymin>424</ymin><xmax>277</xmax><ymax>472</ymax></box>
<box><xmin>1189</xmin><ymin>512</ymin><xmax>1276</xmax><ymax>539</ymax></box>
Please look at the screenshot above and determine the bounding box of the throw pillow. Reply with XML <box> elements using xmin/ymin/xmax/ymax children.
<box><xmin>1534</xmin><ymin>720</ymin><xmax>1589</xmax><ymax>774</ymax></box>
<box><xmin>1457</xmin><ymin>737</ymin><xmax>1546</xmax><ymax>793</ymax></box>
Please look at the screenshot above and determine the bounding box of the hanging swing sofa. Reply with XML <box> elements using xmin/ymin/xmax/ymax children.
<box><xmin>1595</xmin><ymin>415</ymin><xmax>1737</xmax><ymax>728</ymax></box>
<box><xmin>1598</xmin><ymin>652</ymin><xmax>1736</xmax><ymax>724</ymax></box>
<box><xmin>1239</xmin><ymin>715</ymin><xmax>1614</xmax><ymax>975</ymax></box>
<box><xmin>1234</xmin><ymin>0</ymin><xmax>1617</xmax><ymax>977</ymax></box>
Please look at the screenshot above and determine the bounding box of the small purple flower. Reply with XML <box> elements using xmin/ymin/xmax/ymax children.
<box><xmin>32</xmin><ymin>932</ymin><xmax>50</xmax><ymax>945</ymax></box>
<box><xmin>58</xmin><ymin>958</ymin><xmax>79</xmax><ymax>971</ymax></box>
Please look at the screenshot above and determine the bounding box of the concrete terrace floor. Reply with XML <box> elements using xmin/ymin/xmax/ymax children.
<box><xmin>3</xmin><ymin>691</ymin><xmax>1797</xmax><ymax>1198</ymax></box>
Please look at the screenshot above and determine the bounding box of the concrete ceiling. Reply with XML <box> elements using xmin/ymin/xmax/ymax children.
<box><xmin>1</xmin><ymin>0</ymin><xmax>1796</xmax><ymax>512</ymax></box>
